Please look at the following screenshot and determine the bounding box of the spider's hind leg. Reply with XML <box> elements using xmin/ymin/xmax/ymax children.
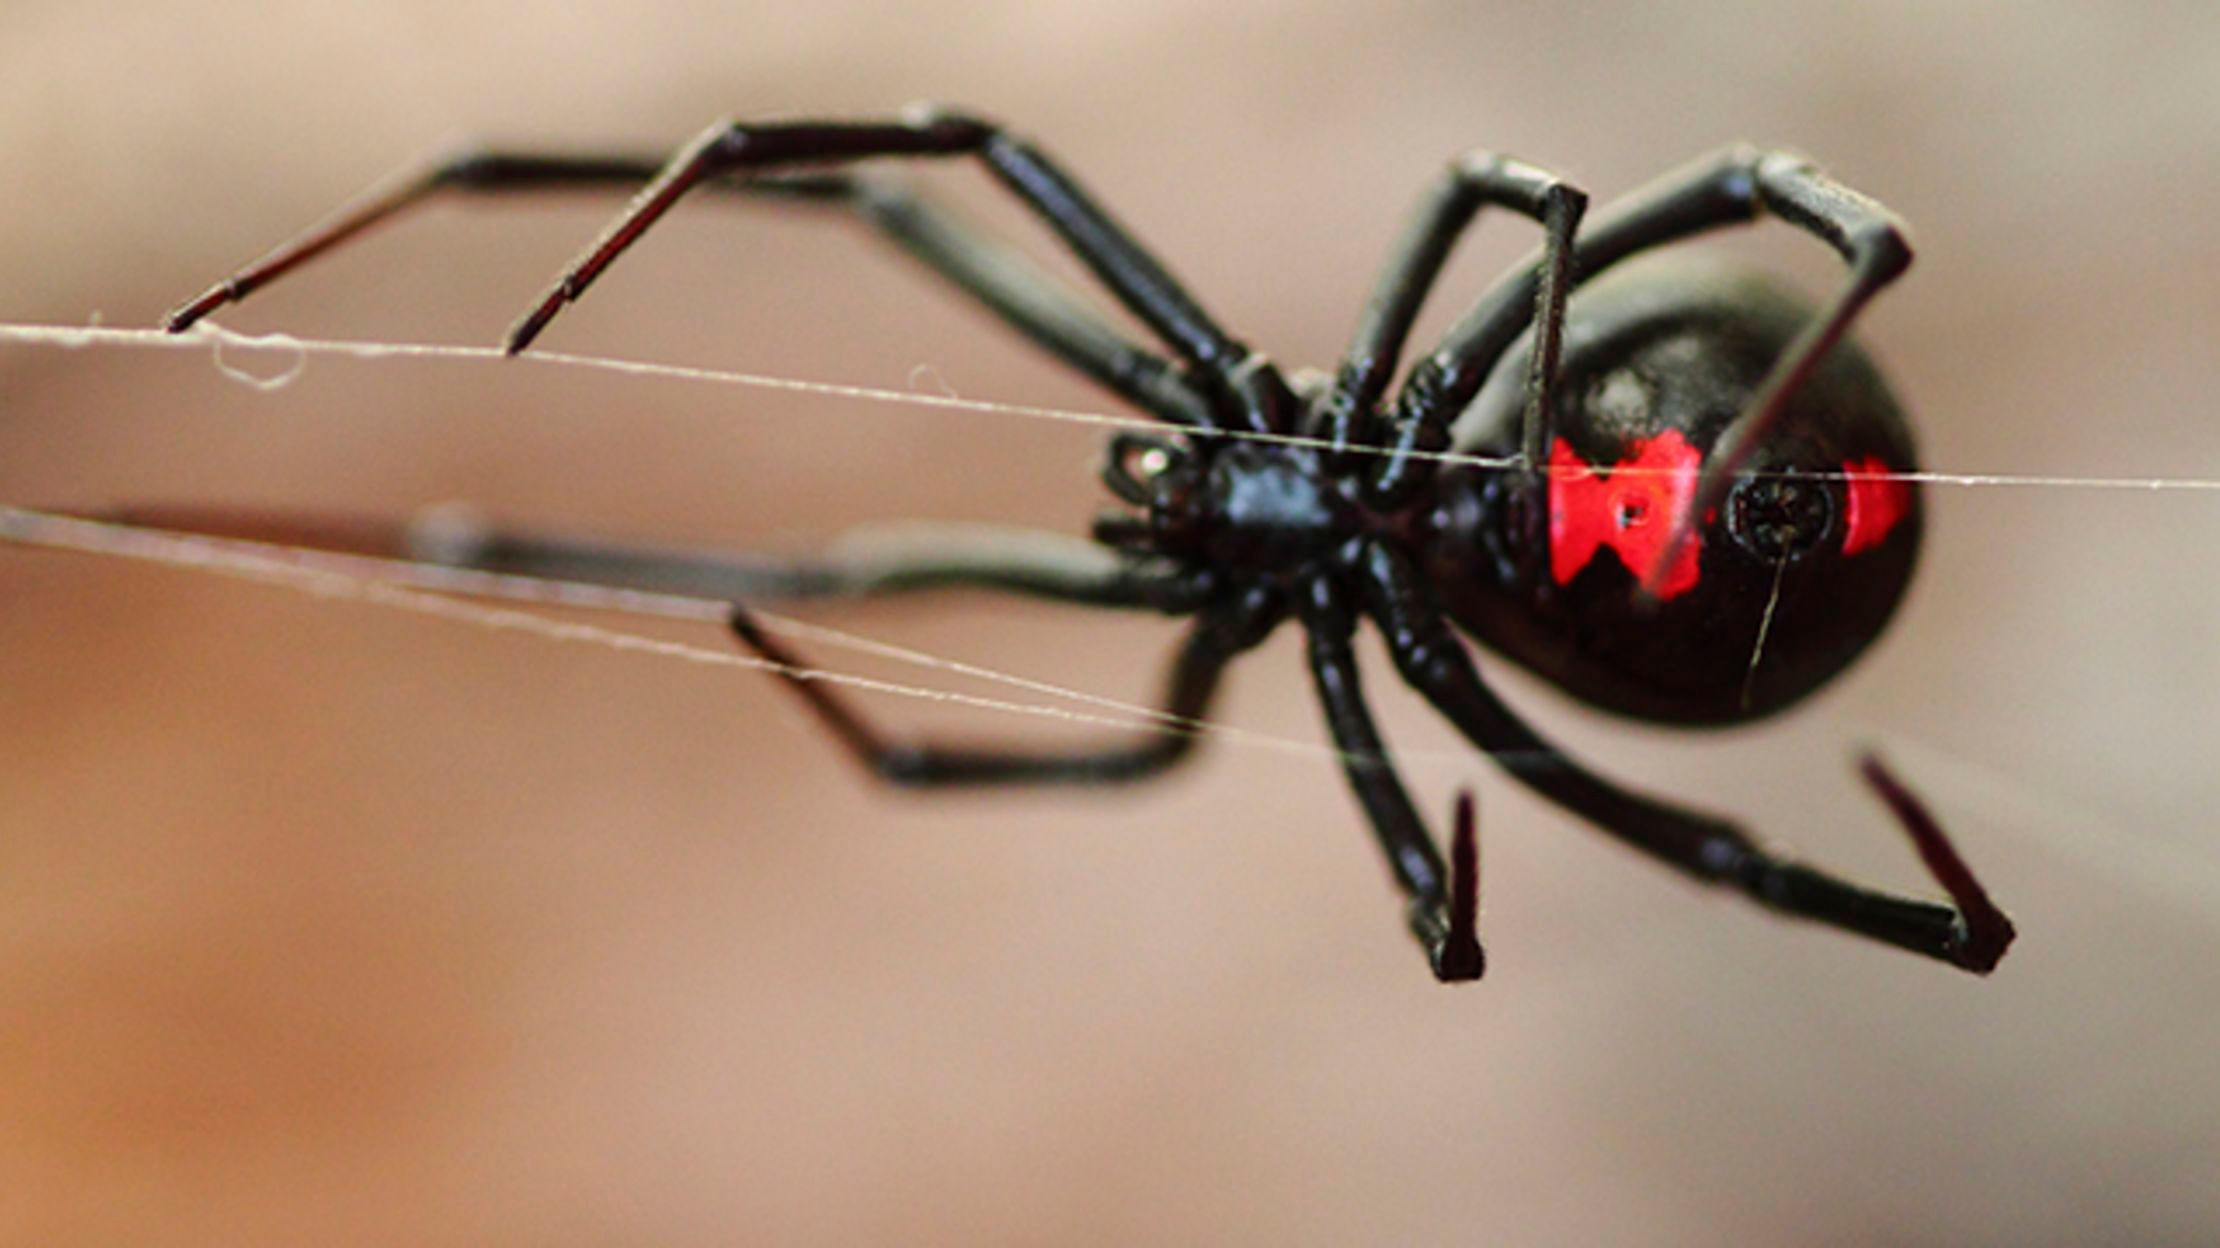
<box><xmin>1373</xmin><ymin>145</ymin><xmax>1914</xmax><ymax>574</ymax></box>
<box><xmin>1356</xmin><ymin>538</ymin><xmax>2013</xmax><ymax>974</ymax></box>
<box><xmin>1324</xmin><ymin>153</ymin><xmax>1586</xmax><ymax>479</ymax></box>
<box><xmin>724</xmin><ymin>593</ymin><xmax>1272</xmax><ymax>788</ymax></box>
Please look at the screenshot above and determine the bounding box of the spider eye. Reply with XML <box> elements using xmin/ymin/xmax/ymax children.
<box><xmin>1102</xmin><ymin>432</ymin><xmax>1186</xmax><ymax>505</ymax></box>
<box><xmin>1726</xmin><ymin>472</ymin><xmax>1835</xmax><ymax>561</ymax></box>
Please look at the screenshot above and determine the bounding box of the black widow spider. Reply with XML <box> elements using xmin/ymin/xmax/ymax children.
<box><xmin>153</xmin><ymin>106</ymin><xmax>2014</xmax><ymax>983</ymax></box>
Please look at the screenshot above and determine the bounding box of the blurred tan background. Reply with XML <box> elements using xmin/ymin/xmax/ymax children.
<box><xmin>3</xmin><ymin>2</ymin><xmax>2218</xmax><ymax>1243</ymax></box>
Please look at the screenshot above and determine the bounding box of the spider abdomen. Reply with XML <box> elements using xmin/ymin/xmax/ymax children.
<box><xmin>1427</xmin><ymin>255</ymin><xmax>1923</xmax><ymax>725</ymax></box>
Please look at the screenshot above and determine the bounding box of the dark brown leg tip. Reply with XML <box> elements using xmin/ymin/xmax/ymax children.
<box><xmin>165</xmin><ymin>284</ymin><xmax>232</xmax><ymax>333</ymax></box>
<box><xmin>1858</xmin><ymin>751</ymin><xmax>2017</xmax><ymax>975</ymax></box>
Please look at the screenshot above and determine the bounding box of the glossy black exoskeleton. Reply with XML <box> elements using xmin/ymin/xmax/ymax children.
<box><xmin>145</xmin><ymin>114</ymin><xmax>2012</xmax><ymax>982</ymax></box>
<box><xmin>1429</xmin><ymin>255</ymin><xmax>1923</xmax><ymax>724</ymax></box>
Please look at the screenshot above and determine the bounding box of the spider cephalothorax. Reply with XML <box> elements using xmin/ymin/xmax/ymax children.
<box><xmin>148</xmin><ymin>109</ymin><xmax>2013</xmax><ymax>982</ymax></box>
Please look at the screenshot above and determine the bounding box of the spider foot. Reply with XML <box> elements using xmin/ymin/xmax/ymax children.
<box><xmin>1428</xmin><ymin>789</ymin><xmax>1487</xmax><ymax>982</ymax></box>
<box><xmin>165</xmin><ymin>280</ymin><xmax>242</xmax><ymax>333</ymax></box>
<box><xmin>1858</xmin><ymin>751</ymin><xmax>2017</xmax><ymax>973</ymax></box>
<box><xmin>504</xmin><ymin>286</ymin><xmax>571</xmax><ymax>355</ymax></box>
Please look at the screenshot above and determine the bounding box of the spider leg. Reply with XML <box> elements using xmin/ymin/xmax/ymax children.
<box><xmin>1357</xmin><ymin>539</ymin><xmax>2013</xmax><ymax>973</ymax></box>
<box><xmin>165</xmin><ymin>150</ymin><xmax>661</xmax><ymax>331</ymax></box>
<box><xmin>1302</xmin><ymin>576</ymin><xmax>1485</xmax><ymax>981</ymax></box>
<box><xmin>821</xmin><ymin>175</ymin><xmax>1213</xmax><ymax>426</ymax></box>
<box><xmin>1372</xmin><ymin>146</ymin><xmax>1912</xmax><ymax>522</ymax></box>
<box><xmin>162</xmin><ymin>147</ymin><xmax>1211</xmax><ymax>426</ymax></box>
<box><xmin>94</xmin><ymin>504</ymin><xmax>1212</xmax><ymax>613</ymax></box>
<box><xmin>1652</xmin><ymin>154</ymin><xmax>1912</xmax><ymax>591</ymax></box>
<box><xmin>498</xmin><ymin>108</ymin><xmax>1295</xmax><ymax>434</ymax></box>
<box><xmin>407</xmin><ymin>510</ymin><xmax>1213</xmax><ymax>611</ymax></box>
<box><xmin>1323</xmin><ymin>154</ymin><xmax>1586</xmax><ymax>477</ymax></box>
<box><xmin>725</xmin><ymin>589</ymin><xmax>1277</xmax><ymax>787</ymax></box>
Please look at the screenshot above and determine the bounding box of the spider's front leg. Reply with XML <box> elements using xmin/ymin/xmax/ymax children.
<box><xmin>1301</xmin><ymin>576</ymin><xmax>1484</xmax><ymax>982</ymax></box>
<box><xmin>1357</xmin><ymin>541</ymin><xmax>2013</xmax><ymax>974</ymax></box>
<box><xmin>502</xmin><ymin>108</ymin><xmax>1296</xmax><ymax>434</ymax></box>
<box><xmin>161</xmin><ymin>146</ymin><xmax>1212</xmax><ymax>426</ymax></box>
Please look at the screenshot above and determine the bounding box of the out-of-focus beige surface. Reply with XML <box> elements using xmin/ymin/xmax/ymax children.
<box><xmin>3</xmin><ymin>4</ymin><xmax>2217</xmax><ymax>1243</ymax></box>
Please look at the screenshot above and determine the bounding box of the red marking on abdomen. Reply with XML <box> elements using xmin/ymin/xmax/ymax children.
<box><xmin>1549</xmin><ymin>430</ymin><xmax>1703</xmax><ymax>598</ymax></box>
<box><xmin>1842</xmin><ymin>456</ymin><xmax>1912</xmax><ymax>555</ymax></box>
